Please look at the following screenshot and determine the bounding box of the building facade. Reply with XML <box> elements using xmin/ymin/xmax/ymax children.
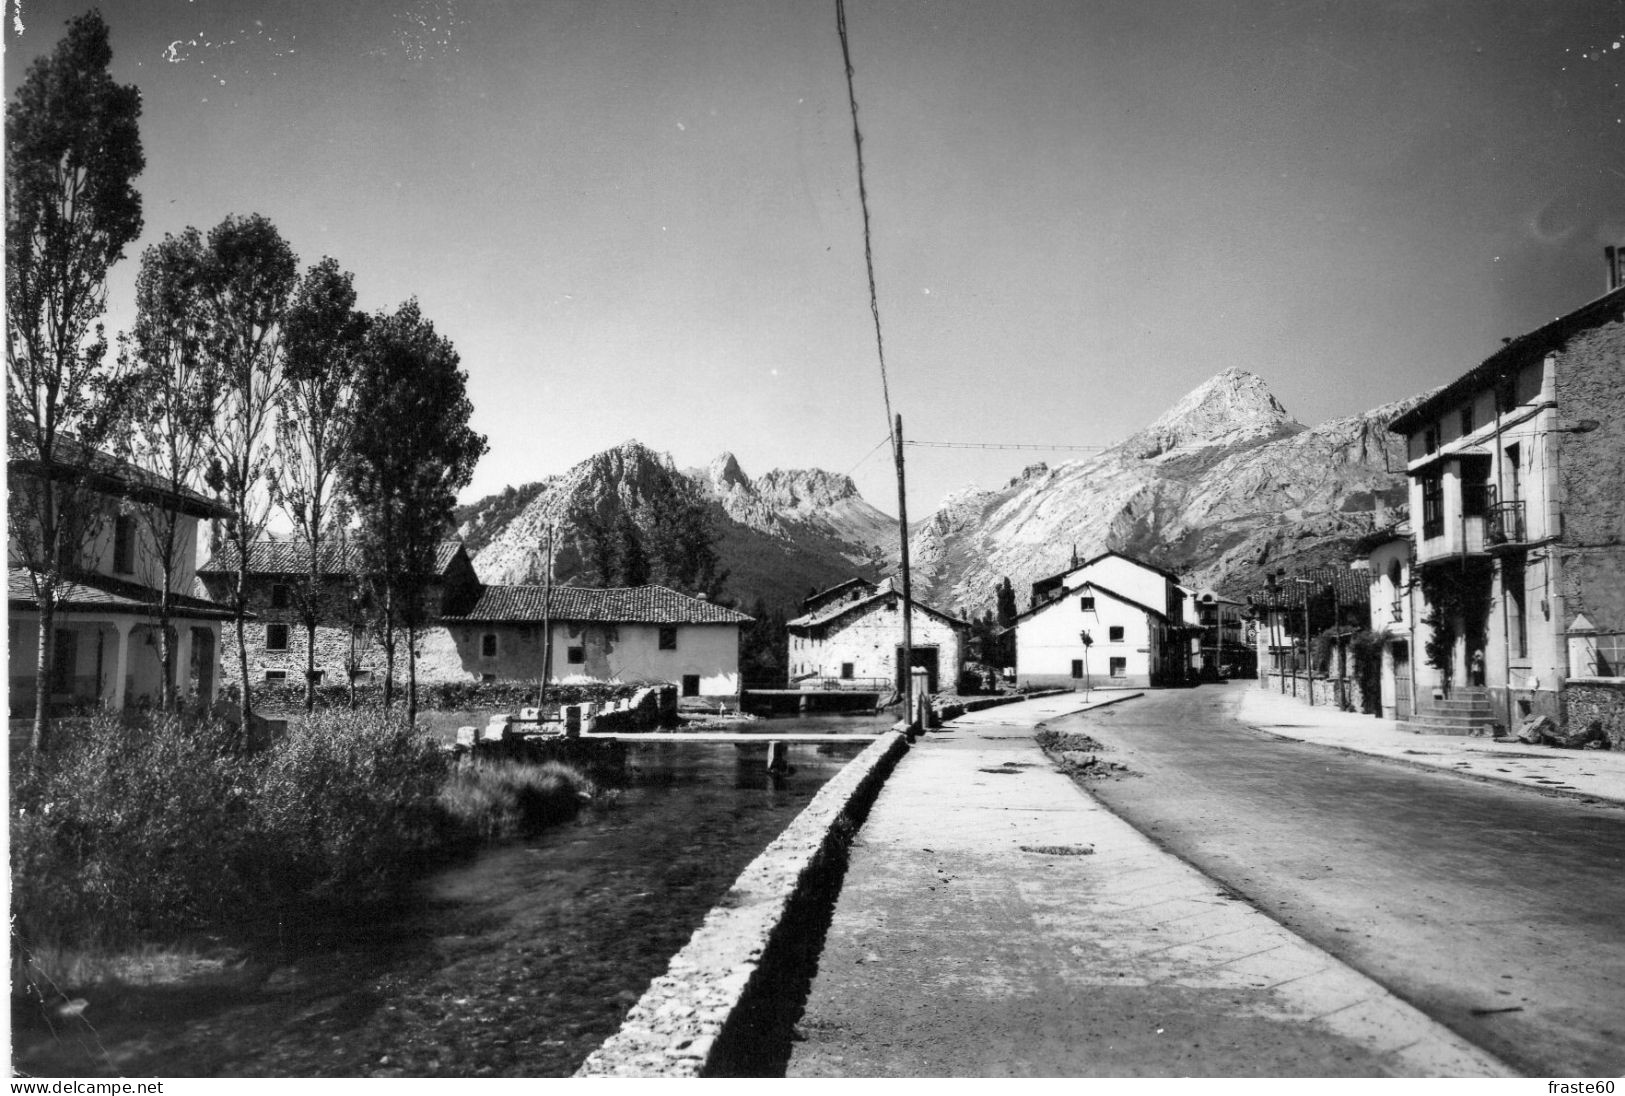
<box><xmin>9</xmin><ymin>450</ymin><xmax>235</xmax><ymax>715</ymax></box>
<box><xmin>1011</xmin><ymin>578</ymin><xmax>1169</xmax><ymax>689</ymax></box>
<box><xmin>1022</xmin><ymin>550</ymin><xmax>1193</xmax><ymax>686</ymax></box>
<box><xmin>786</xmin><ymin>578</ymin><xmax>967</xmax><ymax>693</ymax></box>
<box><xmin>1386</xmin><ymin>278</ymin><xmax>1625</xmax><ymax>743</ymax></box>
<box><xmin>199</xmin><ymin>540</ymin><xmax>750</xmax><ymax>698</ymax></box>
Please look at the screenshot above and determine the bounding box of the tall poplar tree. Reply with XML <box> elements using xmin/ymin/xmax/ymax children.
<box><xmin>6</xmin><ymin>10</ymin><xmax>145</xmax><ymax>749</ymax></box>
<box><xmin>345</xmin><ymin>300</ymin><xmax>486</xmax><ymax>726</ymax></box>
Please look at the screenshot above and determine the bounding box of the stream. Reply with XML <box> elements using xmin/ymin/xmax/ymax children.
<box><xmin>11</xmin><ymin>714</ymin><xmax>885</xmax><ymax>1078</ymax></box>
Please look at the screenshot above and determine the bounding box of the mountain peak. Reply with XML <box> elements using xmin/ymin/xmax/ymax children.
<box><xmin>707</xmin><ymin>451</ymin><xmax>751</xmax><ymax>493</ymax></box>
<box><xmin>1124</xmin><ymin>369</ymin><xmax>1298</xmax><ymax>459</ymax></box>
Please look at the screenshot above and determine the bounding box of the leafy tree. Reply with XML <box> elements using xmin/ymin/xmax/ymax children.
<box><xmin>739</xmin><ymin>597</ymin><xmax>788</xmax><ymax>688</ymax></box>
<box><xmin>644</xmin><ymin>475</ymin><xmax>725</xmax><ymax>597</ymax></box>
<box><xmin>5</xmin><ymin>10</ymin><xmax>145</xmax><ymax>750</ymax></box>
<box><xmin>271</xmin><ymin>258</ymin><xmax>368</xmax><ymax>712</ymax></box>
<box><xmin>994</xmin><ymin>576</ymin><xmax>1019</xmax><ymax>669</ymax></box>
<box><xmin>125</xmin><ymin>228</ymin><xmax>219</xmax><ymax>711</ymax></box>
<box><xmin>197</xmin><ymin>214</ymin><xmax>299</xmax><ymax>735</ymax></box>
<box><xmin>345</xmin><ymin>300</ymin><xmax>486</xmax><ymax>726</ymax></box>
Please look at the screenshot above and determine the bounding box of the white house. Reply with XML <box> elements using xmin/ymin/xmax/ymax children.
<box><xmin>9</xmin><ymin>448</ymin><xmax>236</xmax><ymax>716</ymax></box>
<box><xmin>1356</xmin><ymin>522</ymin><xmax>1416</xmax><ymax>720</ymax></box>
<box><xmin>437</xmin><ymin>584</ymin><xmax>752</xmax><ymax>698</ymax></box>
<box><xmin>1010</xmin><ymin>579</ymin><xmax>1169</xmax><ymax>689</ymax></box>
<box><xmin>1024</xmin><ymin>550</ymin><xmax>1192</xmax><ymax>685</ymax></box>
<box><xmin>786</xmin><ymin>577</ymin><xmax>967</xmax><ymax>694</ymax></box>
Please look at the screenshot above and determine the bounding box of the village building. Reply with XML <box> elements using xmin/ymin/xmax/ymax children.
<box><xmin>8</xmin><ymin>447</ymin><xmax>236</xmax><ymax>715</ymax></box>
<box><xmin>1354</xmin><ymin>521</ymin><xmax>1417</xmax><ymax>721</ymax></box>
<box><xmin>1009</xmin><ymin>577</ymin><xmax>1174</xmax><ymax>688</ymax></box>
<box><xmin>1246</xmin><ymin>567</ymin><xmax>1372</xmax><ymax>707</ymax></box>
<box><xmin>197</xmin><ymin>540</ymin><xmax>481</xmax><ymax>691</ymax></box>
<box><xmin>198</xmin><ymin>539</ymin><xmax>750</xmax><ymax>697</ymax></box>
<box><xmin>1190</xmin><ymin>587</ymin><xmax>1252</xmax><ymax>679</ymax></box>
<box><xmin>1020</xmin><ymin>549</ymin><xmax>1194</xmax><ymax>686</ymax></box>
<box><xmin>1384</xmin><ymin>270</ymin><xmax>1625</xmax><ymax>744</ymax></box>
<box><xmin>437</xmin><ymin>584</ymin><xmax>751</xmax><ymax>697</ymax></box>
<box><xmin>786</xmin><ymin>577</ymin><xmax>967</xmax><ymax>693</ymax></box>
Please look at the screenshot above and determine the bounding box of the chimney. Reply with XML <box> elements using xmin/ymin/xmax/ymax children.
<box><xmin>1607</xmin><ymin>246</ymin><xmax>1625</xmax><ymax>292</ymax></box>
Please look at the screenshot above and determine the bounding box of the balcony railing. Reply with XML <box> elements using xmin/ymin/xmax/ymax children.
<box><xmin>1487</xmin><ymin>500</ymin><xmax>1526</xmax><ymax>546</ymax></box>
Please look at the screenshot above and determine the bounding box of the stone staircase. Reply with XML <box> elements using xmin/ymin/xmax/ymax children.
<box><xmin>1405</xmin><ymin>687</ymin><xmax>1499</xmax><ymax>736</ymax></box>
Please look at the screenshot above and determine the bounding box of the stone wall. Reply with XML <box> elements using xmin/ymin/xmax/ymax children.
<box><xmin>1554</xmin><ymin>315</ymin><xmax>1625</xmax><ymax>641</ymax></box>
<box><xmin>1563</xmin><ymin>679</ymin><xmax>1625</xmax><ymax>750</ymax></box>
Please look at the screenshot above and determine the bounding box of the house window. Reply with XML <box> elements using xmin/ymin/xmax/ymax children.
<box><xmin>266</xmin><ymin>623</ymin><xmax>289</xmax><ymax>651</ymax></box>
<box><xmin>1109</xmin><ymin>657</ymin><xmax>1127</xmax><ymax>678</ymax></box>
<box><xmin>481</xmin><ymin>633</ymin><xmax>498</xmax><ymax>658</ymax></box>
<box><xmin>682</xmin><ymin>674</ymin><xmax>701</xmax><ymax>697</ymax></box>
<box><xmin>112</xmin><ymin>514</ymin><xmax>136</xmax><ymax>574</ymax></box>
<box><xmin>1504</xmin><ymin>557</ymin><xmax>1528</xmax><ymax>660</ymax></box>
<box><xmin>1070</xmin><ymin>659</ymin><xmax>1084</xmax><ymax>679</ymax></box>
<box><xmin>1108</xmin><ymin>626</ymin><xmax>1125</xmax><ymax>642</ymax></box>
<box><xmin>1459</xmin><ymin>405</ymin><xmax>1474</xmax><ymax>436</ymax></box>
<box><xmin>1421</xmin><ymin>471</ymin><xmax>1443</xmax><ymax>539</ymax></box>
<box><xmin>841</xmin><ymin>662</ymin><xmax>854</xmax><ymax>680</ymax></box>
<box><xmin>481</xmin><ymin>672</ymin><xmax>496</xmax><ymax>683</ymax></box>
<box><xmin>567</xmin><ymin>646</ymin><xmax>585</xmax><ymax>664</ymax></box>
<box><xmin>265</xmin><ymin>670</ymin><xmax>287</xmax><ymax>683</ymax></box>
<box><xmin>659</xmin><ymin>626</ymin><xmax>678</xmax><ymax>650</ymax></box>
<box><xmin>270</xmin><ymin>583</ymin><xmax>289</xmax><ymax>609</ymax></box>
<box><xmin>1080</xmin><ymin>596</ymin><xmax>1095</xmax><ymax>612</ymax></box>
<box><xmin>350</xmin><ymin>669</ymin><xmax>373</xmax><ymax>684</ymax></box>
<box><xmin>1423</xmin><ymin>425</ymin><xmax>1439</xmax><ymax>454</ymax></box>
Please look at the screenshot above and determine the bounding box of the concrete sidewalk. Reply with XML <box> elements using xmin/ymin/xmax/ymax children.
<box><xmin>785</xmin><ymin>692</ymin><xmax>1513</xmax><ymax>1078</ymax></box>
<box><xmin>1237</xmin><ymin>684</ymin><xmax>1625</xmax><ymax>806</ymax></box>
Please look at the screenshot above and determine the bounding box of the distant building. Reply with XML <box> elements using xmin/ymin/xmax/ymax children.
<box><xmin>8</xmin><ymin>446</ymin><xmax>236</xmax><ymax>715</ymax></box>
<box><xmin>1190</xmin><ymin>588</ymin><xmax>1252</xmax><ymax>678</ymax></box>
<box><xmin>1384</xmin><ymin>273</ymin><xmax>1625</xmax><ymax>743</ymax></box>
<box><xmin>199</xmin><ymin>539</ymin><xmax>750</xmax><ymax>699</ymax></box>
<box><xmin>1356</xmin><ymin>522</ymin><xmax>1416</xmax><ymax>721</ymax></box>
<box><xmin>1019</xmin><ymin>550</ymin><xmax>1194</xmax><ymax>686</ymax></box>
<box><xmin>1247</xmin><ymin>567</ymin><xmax>1371</xmax><ymax>703</ymax></box>
<box><xmin>438</xmin><ymin>584</ymin><xmax>751</xmax><ymax>697</ymax></box>
<box><xmin>1009</xmin><ymin>578</ymin><xmax>1171</xmax><ymax>689</ymax></box>
<box><xmin>786</xmin><ymin>577</ymin><xmax>967</xmax><ymax>693</ymax></box>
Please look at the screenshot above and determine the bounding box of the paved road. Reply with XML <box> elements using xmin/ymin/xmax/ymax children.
<box><xmin>1056</xmin><ymin>683</ymin><xmax>1625</xmax><ymax>1077</ymax></box>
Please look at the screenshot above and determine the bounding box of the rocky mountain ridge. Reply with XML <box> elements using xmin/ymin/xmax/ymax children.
<box><xmin>458</xmin><ymin>369</ymin><xmax>1421</xmax><ymax>616</ymax></box>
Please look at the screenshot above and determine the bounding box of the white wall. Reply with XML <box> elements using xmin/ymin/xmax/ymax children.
<box><xmin>1016</xmin><ymin>588</ymin><xmax>1158</xmax><ymax>688</ymax></box>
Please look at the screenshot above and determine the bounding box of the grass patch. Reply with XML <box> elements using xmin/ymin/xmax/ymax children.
<box><xmin>439</xmin><ymin>759</ymin><xmax>595</xmax><ymax>839</ymax></box>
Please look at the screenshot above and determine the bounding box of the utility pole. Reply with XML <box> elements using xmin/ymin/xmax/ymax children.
<box><xmin>895</xmin><ymin>413</ymin><xmax>916</xmax><ymax>733</ymax></box>
<box><xmin>1291</xmin><ymin>576</ymin><xmax>1315</xmax><ymax>706</ymax></box>
<box><xmin>539</xmin><ymin>523</ymin><xmax>554</xmax><ymax>712</ymax></box>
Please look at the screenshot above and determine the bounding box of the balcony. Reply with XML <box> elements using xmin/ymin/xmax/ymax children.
<box><xmin>1487</xmin><ymin>500</ymin><xmax>1527</xmax><ymax>549</ymax></box>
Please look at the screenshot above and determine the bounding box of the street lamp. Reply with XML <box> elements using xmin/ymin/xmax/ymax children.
<box><xmin>1079</xmin><ymin>629</ymin><xmax>1093</xmax><ymax>697</ymax></box>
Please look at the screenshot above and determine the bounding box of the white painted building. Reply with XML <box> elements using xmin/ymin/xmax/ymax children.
<box><xmin>1357</xmin><ymin>522</ymin><xmax>1416</xmax><ymax>720</ymax></box>
<box><xmin>438</xmin><ymin>584</ymin><xmax>752</xmax><ymax>697</ymax></box>
<box><xmin>786</xmin><ymin>578</ymin><xmax>967</xmax><ymax>693</ymax></box>
<box><xmin>9</xmin><ymin>448</ymin><xmax>236</xmax><ymax>716</ymax></box>
<box><xmin>1010</xmin><ymin>579</ymin><xmax>1169</xmax><ymax>689</ymax></box>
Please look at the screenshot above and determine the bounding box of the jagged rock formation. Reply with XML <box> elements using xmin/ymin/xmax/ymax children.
<box><xmin>459</xmin><ymin>370</ymin><xmax>1422</xmax><ymax>620</ymax></box>
<box><xmin>906</xmin><ymin>370</ymin><xmax>1422</xmax><ymax>616</ymax></box>
<box><xmin>462</xmin><ymin>442</ymin><xmax>895</xmax><ymax>610</ymax></box>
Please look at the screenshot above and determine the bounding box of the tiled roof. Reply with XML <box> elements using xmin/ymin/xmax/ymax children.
<box><xmin>200</xmin><ymin>539</ymin><xmax>465</xmax><ymax>576</ymax></box>
<box><xmin>444</xmin><ymin>584</ymin><xmax>752</xmax><ymax>625</ymax></box>
<box><xmin>8</xmin><ymin>437</ymin><xmax>233</xmax><ymax>519</ymax></box>
<box><xmin>1032</xmin><ymin>549</ymin><xmax>1185</xmax><ymax>592</ymax></box>
<box><xmin>787</xmin><ymin>584</ymin><xmax>968</xmax><ymax>631</ymax></box>
<box><xmin>1241</xmin><ymin>565</ymin><xmax>1371</xmax><ymax>611</ymax></box>
<box><xmin>9</xmin><ymin>567</ymin><xmax>238</xmax><ymax>620</ymax></box>
<box><xmin>1009</xmin><ymin>579</ymin><xmax>1168</xmax><ymax>629</ymax></box>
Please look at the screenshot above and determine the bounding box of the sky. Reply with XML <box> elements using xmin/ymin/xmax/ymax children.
<box><xmin>6</xmin><ymin>0</ymin><xmax>1625</xmax><ymax>517</ymax></box>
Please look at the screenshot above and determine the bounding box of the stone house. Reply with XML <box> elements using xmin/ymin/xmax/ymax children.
<box><xmin>437</xmin><ymin>584</ymin><xmax>751</xmax><ymax>697</ymax></box>
<box><xmin>8</xmin><ymin>447</ymin><xmax>236</xmax><ymax>715</ymax></box>
<box><xmin>1246</xmin><ymin>567</ymin><xmax>1371</xmax><ymax>705</ymax></box>
<box><xmin>1009</xmin><ymin>579</ymin><xmax>1170</xmax><ymax>689</ymax></box>
<box><xmin>199</xmin><ymin>539</ymin><xmax>750</xmax><ymax>697</ymax></box>
<box><xmin>1024</xmin><ymin>550</ymin><xmax>1194</xmax><ymax>685</ymax></box>
<box><xmin>786</xmin><ymin>577</ymin><xmax>967</xmax><ymax>693</ymax></box>
<box><xmin>197</xmin><ymin>540</ymin><xmax>480</xmax><ymax>691</ymax></box>
<box><xmin>1385</xmin><ymin>271</ymin><xmax>1625</xmax><ymax>744</ymax></box>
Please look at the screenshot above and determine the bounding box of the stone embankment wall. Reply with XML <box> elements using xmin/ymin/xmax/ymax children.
<box><xmin>575</xmin><ymin>729</ymin><xmax>909</xmax><ymax>1078</ymax></box>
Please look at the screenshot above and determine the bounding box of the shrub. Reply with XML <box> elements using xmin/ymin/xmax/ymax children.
<box><xmin>438</xmin><ymin>759</ymin><xmax>594</xmax><ymax>839</ymax></box>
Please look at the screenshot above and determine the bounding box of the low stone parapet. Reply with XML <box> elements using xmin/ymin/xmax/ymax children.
<box><xmin>575</xmin><ymin>729</ymin><xmax>910</xmax><ymax>1077</ymax></box>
